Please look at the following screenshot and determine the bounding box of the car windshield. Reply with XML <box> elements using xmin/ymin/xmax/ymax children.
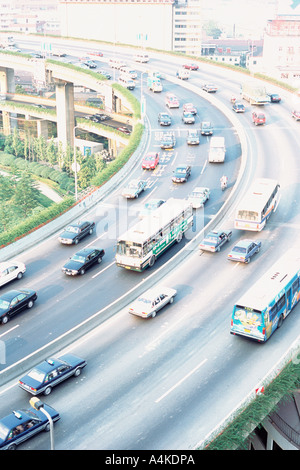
<box><xmin>202</xmin><ymin>122</ymin><xmax>210</xmax><ymax>128</ymax></box>
<box><xmin>232</xmin><ymin>246</ymin><xmax>246</xmax><ymax>254</ymax></box>
<box><xmin>0</xmin><ymin>422</ymin><xmax>9</xmax><ymax>440</ymax></box>
<box><xmin>184</xmin><ymin>113</ymin><xmax>193</xmax><ymax>117</ymax></box>
<box><xmin>0</xmin><ymin>299</ymin><xmax>10</xmax><ymax>309</ymax></box>
<box><xmin>65</xmin><ymin>226</ymin><xmax>80</xmax><ymax>234</ymax></box>
<box><xmin>71</xmin><ymin>255</ymin><xmax>86</xmax><ymax>263</ymax></box>
<box><xmin>145</xmin><ymin>202</ymin><xmax>157</xmax><ymax>210</ymax></box>
<box><xmin>206</xmin><ymin>234</ymin><xmax>218</xmax><ymax>241</ymax></box>
<box><xmin>145</xmin><ymin>156</ymin><xmax>155</xmax><ymax>161</ymax></box>
<box><xmin>128</xmin><ymin>182</ymin><xmax>138</xmax><ymax>188</ymax></box>
<box><xmin>176</xmin><ymin>168</ymin><xmax>186</xmax><ymax>174</ymax></box>
<box><xmin>137</xmin><ymin>297</ymin><xmax>151</xmax><ymax>304</ymax></box>
<box><xmin>191</xmin><ymin>191</ymin><xmax>203</xmax><ymax>197</ymax></box>
<box><xmin>27</xmin><ymin>368</ymin><xmax>46</xmax><ymax>383</ymax></box>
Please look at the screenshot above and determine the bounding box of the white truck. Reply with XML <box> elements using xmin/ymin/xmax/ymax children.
<box><xmin>208</xmin><ymin>136</ymin><xmax>226</xmax><ymax>163</ymax></box>
<box><xmin>241</xmin><ymin>82</ymin><xmax>269</xmax><ymax>105</ymax></box>
<box><xmin>147</xmin><ymin>71</ymin><xmax>163</xmax><ymax>92</ymax></box>
<box><xmin>176</xmin><ymin>68</ymin><xmax>190</xmax><ymax>80</ymax></box>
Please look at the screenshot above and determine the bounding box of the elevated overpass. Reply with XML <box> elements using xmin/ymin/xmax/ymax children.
<box><xmin>0</xmin><ymin>51</ymin><xmax>137</xmax><ymax>152</ymax></box>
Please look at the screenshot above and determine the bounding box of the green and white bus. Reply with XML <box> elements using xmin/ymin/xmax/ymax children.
<box><xmin>234</xmin><ymin>178</ymin><xmax>280</xmax><ymax>232</ymax></box>
<box><xmin>115</xmin><ymin>198</ymin><xmax>193</xmax><ymax>271</ymax></box>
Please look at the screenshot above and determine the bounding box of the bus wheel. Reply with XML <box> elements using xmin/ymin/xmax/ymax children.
<box><xmin>277</xmin><ymin>315</ymin><xmax>284</xmax><ymax>329</ymax></box>
<box><xmin>176</xmin><ymin>231</ymin><xmax>183</xmax><ymax>243</ymax></box>
<box><xmin>149</xmin><ymin>256</ymin><xmax>156</xmax><ymax>267</ymax></box>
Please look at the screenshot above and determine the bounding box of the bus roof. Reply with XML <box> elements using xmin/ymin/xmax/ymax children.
<box><xmin>235</xmin><ymin>249</ymin><xmax>300</xmax><ymax>312</ymax></box>
<box><xmin>118</xmin><ymin>198</ymin><xmax>192</xmax><ymax>244</ymax></box>
<box><xmin>236</xmin><ymin>178</ymin><xmax>279</xmax><ymax>212</ymax></box>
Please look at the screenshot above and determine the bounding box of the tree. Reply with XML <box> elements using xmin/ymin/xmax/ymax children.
<box><xmin>11</xmin><ymin>172</ymin><xmax>41</xmax><ymax>217</ymax></box>
<box><xmin>203</xmin><ymin>20</ymin><xmax>223</xmax><ymax>39</ymax></box>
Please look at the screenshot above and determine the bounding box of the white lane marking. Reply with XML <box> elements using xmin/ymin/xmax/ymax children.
<box><xmin>155</xmin><ymin>358</ymin><xmax>208</xmax><ymax>403</ymax></box>
<box><xmin>0</xmin><ymin>325</ymin><xmax>19</xmax><ymax>338</ymax></box>
<box><xmin>92</xmin><ymin>260</ymin><xmax>115</xmax><ymax>279</ymax></box>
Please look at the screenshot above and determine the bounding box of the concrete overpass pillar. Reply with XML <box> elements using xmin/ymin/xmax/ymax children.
<box><xmin>55</xmin><ymin>79</ymin><xmax>75</xmax><ymax>148</ymax></box>
<box><xmin>0</xmin><ymin>66</ymin><xmax>15</xmax><ymax>95</ymax></box>
<box><xmin>37</xmin><ymin>120</ymin><xmax>48</xmax><ymax>140</ymax></box>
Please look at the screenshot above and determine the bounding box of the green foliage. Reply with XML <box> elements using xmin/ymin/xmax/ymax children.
<box><xmin>0</xmin><ymin>196</ymin><xmax>75</xmax><ymax>247</ymax></box>
<box><xmin>204</xmin><ymin>360</ymin><xmax>300</xmax><ymax>450</ymax></box>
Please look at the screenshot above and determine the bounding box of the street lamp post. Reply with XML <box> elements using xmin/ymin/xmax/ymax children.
<box><xmin>73</xmin><ymin>126</ymin><xmax>81</xmax><ymax>201</ymax></box>
<box><xmin>29</xmin><ymin>397</ymin><xmax>55</xmax><ymax>450</ymax></box>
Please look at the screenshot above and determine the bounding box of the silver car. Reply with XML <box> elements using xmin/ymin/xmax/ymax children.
<box><xmin>129</xmin><ymin>287</ymin><xmax>177</xmax><ymax>318</ymax></box>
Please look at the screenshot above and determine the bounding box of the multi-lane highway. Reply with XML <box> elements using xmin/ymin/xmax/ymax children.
<box><xmin>0</xmin><ymin>38</ymin><xmax>300</xmax><ymax>450</ymax></box>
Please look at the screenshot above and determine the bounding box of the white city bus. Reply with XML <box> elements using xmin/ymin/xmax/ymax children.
<box><xmin>234</xmin><ymin>178</ymin><xmax>280</xmax><ymax>231</ymax></box>
<box><xmin>115</xmin><ymin>198</ymin><xmax>193</xmax><ymax>271</ymax></box>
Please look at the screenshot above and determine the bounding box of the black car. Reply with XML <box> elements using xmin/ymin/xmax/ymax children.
<box><xmin>62</xmin><ymin>247</ymin><xmax>105</xmax><ymax>275</ymax></box>
<box><xmin>91</xmin><ymin>113</ymin><xmax>110</xmax><ymax>122</ymax></box>
<box><xmin>172</xmin><ymin>165</ymin><xmax>191</xmax><ymax>183</ymax></box>
<box><xmin>268</xmin><ymin>93</ymin><xmax>281</xmax><ymax>103</ymax></box>
<box><xmin>19</xmin><ymin>353</ymin><xmax>87</xmax><ymax>396</ymax></box>
<box><xmin>0</xmin><ymin>406</ymin><xmax>60</xmax><ymax>450</ymax></box>
<box><xmin>58</xmin><ymin>221</ymin><xmax>95</xmax><ymax>245</ymax></box>
<box><xmin>0</xmin><ymin>289</ymin><xmax>37</xmax><ymax>323</ymax></box>
<box><xmin>158</xmin><ymin>112</ymin><xmax>171</xmax><ymax>126</ymax></box>
<box><xmin>200</xmin><ymin>121</ymin><xmax>214</xmax><ymax>135</ymax></box>
<box><xmin>160</xmin><ymin>132</ymin><xmax>176</xmax><ymax>149</ymax></box>
<box><xmin>0</xmin><ymin>289</ymin><xmax>37</xmax><ymax>324</ymax></box>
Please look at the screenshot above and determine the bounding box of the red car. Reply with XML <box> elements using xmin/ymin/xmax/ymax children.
<box><xmin>252</xmin><ymin>111</ymin><xmax>266</xmax><ymax>125</ymax></box>
<box><xmin>183</xmin><ymin>63</ymin><xmax>199</xmax><ymax>70</ymax></box>
<box><xmin>292</xmin><ymin>110</ymin><xmax>300</xmax><ymax>121</ymax></box>
<box><xmin>142</xmin><ymin>152</ymin><xmax>159</xmax><ymax>170</ymax></box>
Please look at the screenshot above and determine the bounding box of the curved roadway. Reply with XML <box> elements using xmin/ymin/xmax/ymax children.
<box><xmin>0</xmin><ymin>40</ymin><xmax>300</xmax><ymax>450</ymax></box>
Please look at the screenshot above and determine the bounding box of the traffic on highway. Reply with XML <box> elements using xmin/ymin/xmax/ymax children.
<box><xmin>0</xmin><ymin>36</ymin><xmax>299</xmax><ymax>450</ymax></box>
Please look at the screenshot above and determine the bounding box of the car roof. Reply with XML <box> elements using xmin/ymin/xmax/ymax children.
<box><xmin>30</xmin><ymin>357</ymin><xmax>65</xmax><ymax>374</ymax></box>
<box><xmin>73</xmin><ymin>247</ymin><xmax>99</xmax><ymax>256</ymax></box>
<box><xmin>0</xmin><ymin>261</ymin><xmax>22</xmax><ymax>269</ymax></box>
<box><xmin>0</xmin><ymin>290</ymin><xmax>26</xmax><ymax>301</ymax></box>
<box><xmin>0</xmin><ymin>409</ymin><xmax>35</xmax><ymax>431</ymax></box>
<box><xmin>233</xmin><ymin>239</ymin><xmax>254</xmax><ymax>248</ymax></box>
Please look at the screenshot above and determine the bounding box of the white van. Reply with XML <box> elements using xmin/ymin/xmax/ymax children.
<box><xmin>208</xmin><ymin>137</ymin><xmax>226</xmax><ymax>163</ymax></box>
<box><xmin>134</xmin><ymin>53</ymin><xmax>149</xmax><ymax>63</ymax></box>
<box><xmin>119</xmin><ymin>66</ymin><xmax>137</xmax><ymax>79</ymax></box>
<box><xmin>118</xmin><ymin>75</ymin><xmax>136</xmax><ymax>90</ymax></box>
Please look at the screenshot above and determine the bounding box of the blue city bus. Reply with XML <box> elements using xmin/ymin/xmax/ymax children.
<box><xmin>230</xmin><ymin>250</ymin><xmax>300</xmax><ymax>342</ymax></box>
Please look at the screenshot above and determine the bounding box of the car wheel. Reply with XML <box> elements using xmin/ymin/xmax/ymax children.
<box><xmin>1</xmin><ymin>315</ymin><xmax>9</xmax><ymax>324</ymax></box>
<box><xmin>45</xmin><ymin>422</ymin><xmax>51</xmax><ymax>432</ymax></box>
<box><xmin>97</xmin><ymin>257</ymin><xmax>102</xmax><ymax>264</ymax></box>
<box><xmin>152</xmin><ymin>311</ymin><xmax>157</xmax><ymax>318</ymax></box>
<box><xmin>256</xmin><ymin>247</ymin><xmax>260</xmax><ymax>253</ymax></box>
<box><xmin>80</xmin><ymin>268</ymin><xmax>85</xmax><ymax>275</ymax></box>
<box><xmin>245</xmin><ymin>258</ymin><xmax>251</xmax><ymax>264</ymax></box>
<box><xmin>27</xmin><ymin>300</ymin><xmax>34</xmax><ymax>308</ymax></box>
<box><xmin>74</xmin><ymin>368</ymin><xmax>81</xmax><ymax>377</ymax></box>
<box><xmin>169</xmin><ymin>297</ymin><xmax>174</xmax><ymax>304</ymax></box>
<box><xmin>8</xmin><ymin>443</ymin><xmax>17</xmax><ymax>450</ymax></box>
<box><xmin>44</xmin><ymin>386</ymin><xmax>52</xmax><ymax>396</ymax></box>
<box><xmin>17</xmin><ymin>272</ymin><xmax>23</xmax><ymax>280</ymax></box>
<box><xmin>74</xmin><ymin>238</ymin><xmax>79</xmax><ymax>245</ymax></box>
<box><xmin>89</xmin><ymin>228</ymin><xmax>93</xmax><ymax>235</ymax></box>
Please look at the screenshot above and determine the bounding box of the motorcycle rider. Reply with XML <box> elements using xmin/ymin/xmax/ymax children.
<box><xmin>220</xmin><ymin>175</ymin><xmax>228</xmax><ymax>190</ymax></box>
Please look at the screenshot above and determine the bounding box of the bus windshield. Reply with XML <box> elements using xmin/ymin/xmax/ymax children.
<box><xmin>117</xmin><ymin>241</ymin><xmax>142</xmax><ymax>258</ymax></box>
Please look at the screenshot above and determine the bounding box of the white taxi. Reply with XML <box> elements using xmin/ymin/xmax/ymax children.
<box><xmin>129</xmin><ymin>287</ymin><xmax>177</xmax><ymax>318</ymax></box>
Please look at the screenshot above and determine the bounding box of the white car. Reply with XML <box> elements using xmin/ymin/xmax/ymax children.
<box><xmin>129</xmin><ymin>287</ymin><xmax>177</xmax><ymax>318</ymax></box>
<box><xmin>0</xmin><ymin>261</ymin><xmax>26</xmax><ymax>287</ymax></box>
<box><xmin>187</xmin><ymin>187</ymin><xmax>210</xmax><ymax>209</ymax></box>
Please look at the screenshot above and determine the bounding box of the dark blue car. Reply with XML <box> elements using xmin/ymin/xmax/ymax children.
<box><xmin>19</xmin><ymin>354</ymin><xmax>87</xmax><ymax>396</ymax></box>
<box><xmin>227</xmin><ymin>239</ymin><xmax>261</xmax><ymax>263</ymax></box>
<box><xmin>0</xmin><ymin>406</ymin><xmax>60</xmax><ymax>450</ymax></box>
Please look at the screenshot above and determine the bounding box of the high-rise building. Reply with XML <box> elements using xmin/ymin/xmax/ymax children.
<box><xmin>58</xmin><ymin>0</ymin><xmax>202</xmax><ymax>54</ymax></box>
